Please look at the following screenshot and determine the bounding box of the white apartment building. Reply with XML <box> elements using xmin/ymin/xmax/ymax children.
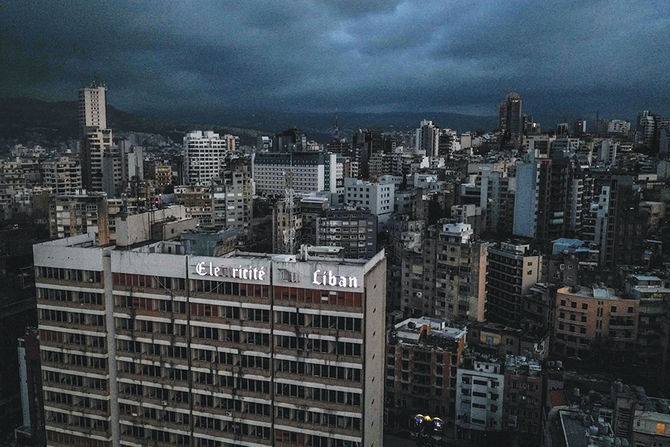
<box><xmin>344</xmin><ymin>178</ymin><xmax>394</xmax><ymax>231</ymax></box>
<box><xmin>456</xmin><ymin>358</ymin><xmax>504</xmax><ymax>435</ymax></box>
<box><xmin>34</xmin><ymin>235</ymin><xmax>386</xmax><ymax>447</ymax></box>
<box><xmin>252</xmin><ymin>152</ymin><xmax>337</xmax><ymax>196</ymax></box>
<box><xmin>184</xmin><ymin>131</ymin><xmax>237</xmax><ymax>186</ymax></box>
<box><xmin>79</xmin><ymin>85</ymin><xmax>107</xmax><ymax>132</ymax></box>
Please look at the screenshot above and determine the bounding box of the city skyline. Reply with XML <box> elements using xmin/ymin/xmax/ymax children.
<box><xmin>1</xmin><ymin>0</ymin><xmax>669</xmax><ymax>120</ymax></box>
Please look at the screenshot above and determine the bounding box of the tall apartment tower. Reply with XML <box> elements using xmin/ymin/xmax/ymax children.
<box><xmin>79</xmin><ymin>84</ymin><xmax>107</xmax><ymax>133</ymax></box>
<box><xmin>35</xmin><ymin>234</ymin><xmax>386</xmax><ymax>447</ymax></box>
<box><xmin>415</xmin><ymin>120</ymin><xmax>439</xmax><ymax>156</ymax></box>
<box><xmin>79</xmin><ymin>82</ymin><xmax>114</xmax><ymax>192</ymax></box>
<box><xmin>498</xmin><ymin>93</ymin><xmax>523</xmax><ymax>137</ymax></box>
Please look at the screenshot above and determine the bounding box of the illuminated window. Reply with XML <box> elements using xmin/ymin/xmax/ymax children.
<box><xmin>657</xmin><ymin>423</ymin><xmax>666</xmax><ymax>434</ymax></box>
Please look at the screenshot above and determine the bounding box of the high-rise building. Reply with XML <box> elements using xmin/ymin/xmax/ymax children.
<box><xmin>498</xmin><ymin>93</ymin><xmax>523</xmax><ymax>137</ymax></box>
<box><xmin>79</xmin><ymin>82</ymin><xmax>114</xmax><ymax>193</ymax></box>
<box><xmin>81</xmin><ymin>128</ymin><xmax>114</xmax><ymax>193</ymax></box>
<box><xmin>485</xmin><ymin>242</ymin><xmax>541</xmax><ymax>325</ymax></box>
<box><xmin>78</xmin><ymin>84</ymin><xmax>107</xmax><ymax>133</ymax></box>
<box><xmin>415</xmin><ymin>120</ymin><xmax>439</xmax><ymax>156</ymax></box>
<box><xmin>34</xmin><ymin>235</ymin><xmax>386</xmax><ymax>447</ymax></box>
<box><xmin>211</xmin><ymin>164</ymin><xmax>253</xmax><ymax>242</ymax></box>
<box><xmin>184</xmin><ymin>131</ymin><xmax>237</xmax><ymax>186</ymax></box>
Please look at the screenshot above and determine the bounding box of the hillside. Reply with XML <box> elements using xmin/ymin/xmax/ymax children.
<box><xmin>0</xmin><ymin>98</ymin><xmax>266</xmax><ymax>152</ymax></box>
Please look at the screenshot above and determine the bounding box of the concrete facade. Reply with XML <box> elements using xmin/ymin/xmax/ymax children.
<box><xmin>34</xmin><ymin>235</ymin><xmax>386</xmax><ymax>447</ymax></box>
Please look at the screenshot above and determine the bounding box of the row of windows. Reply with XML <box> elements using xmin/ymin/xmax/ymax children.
<box><xmin>42</xmin><ymin>351</ymin><xmax>106</xmax><ymax>370</ymax></box>
<box><xmin>121</xmin><ymin>426</ymin><xmax>189</xmax><ymax>446</ymax></box>
<box><xmin>46</xmin><ymin>410</ymin><xmax>109</xmax><ymax>432</ymax></box>
<box><xmin>276</xmin><ymin>359</ymin><xmax>361</xmax><ymax>382</ymax></box>
<box><xmin>113</xmin><ymin>273</ymin><xmax>184</xmax><ymax>290</ymax></box>
<box><xmin>41</xmin><ymin>330</ymin><xmax>105</xmax><ymax>349</ymax></box>
<box><xmin>274</xmin><ymin>429</ymin><xmax>360</xmax><ymax>447</ymax></box>
<box><xmin>192</xmin><ymin>416</ymin><xmax>270</xmax><ymax>439</ymax></box>
<box><xmin>41</xmin><ymin>309</ymin><xmax>104</xmax><ymax>327</ymax></box>
<box><xmin>278</xmin><ymin>311</ymin><xmax>362</xmax><ymax>332</ymax></box>
<box><xmin>276</xmin><ymin>336</ymin><xmax>362</xmax><ymax>357</ymax></box>
<box><xmin>45</xmin><ymin>391</ymin><xmax>108</xmax><ymax>411</ymax></box>
<box><xmin>37</xmin><ymin>288</ymin><xmax>103</xmax><ymax>305</ymax></box>
<box><xmin>276</xmin><ymin>383</ymin><xmax>361</xmax><ymax>407</ymax></box>
<box><xmin>43</xmin><ymin>370</ymin><xmax>107</xmax><ymax>391</ymax></box>
<box><xmin>276</xmin><ymin>407</ymin><xmax>361</xmax><ymax>431</ymax></box>
<box><xmin>274</xmin><ymin>287</ymin><xmax>362</xmax><ymax>307</ymax></box>
<box><xmin>47</xmin><ymin>431</ymin><xmax>109</xmax><ymax>447</ymax></box>
<box><xmin>36</xmin><ymin>267</ymin><xmax>101</xmax><ymax>283</ymax></box>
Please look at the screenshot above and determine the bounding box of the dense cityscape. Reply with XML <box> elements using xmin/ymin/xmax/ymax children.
<box><xmin>1</xmin><ymin>78</ymin><xmax>670</xmax><ymax>447</ymax></box>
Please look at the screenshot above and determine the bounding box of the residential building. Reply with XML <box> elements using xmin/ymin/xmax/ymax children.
<box><xmin>343</xmin><ymin>178</ymin><xmax>394</xmax><ymax>231</ymax></box>
<box><xmin>49</xmin><ymin>192</ymin><xmax>110</xmax><ymax>242</ymax></box>
<box><xmin>415</xmin><ymin>120</ymin><xmax>439</xmax><ymax>156</ymax></box>
<box><xmin>41</xmin><ymin>156</ymin><xmax>82</xmax><ymax>195</ymax></box>
<box><xmin>153</xmin><ymin>163</ymin><xmax>173</xmax><ymax>191</ymax></box>
<box><xmin>485</xmin><ymin>242</ymin><xmax>541</xmax><ymax>325</ymax></box>
<box><xmin>386</xmin><ymin>317</ymin><xmax>467</xmax><ymax>431</ymax></box>
<box><xmin>502</xmin><ymin>355</ymin><xmax>543</xmax><ymax>444</ymax></box>
<box><xmin>498</xmin><ymin>93</ymin><xmax>523</xmax><ymax>137</ymax></box>
<box><xmin>78</xmin><ymin>83</ymin><xmax>107</xmax><ymax>132</ymax></box>
<box><xmin>184</xmin><ymin>131</ymin><xmax>236</xmax><ymax>186</ymax></box>
<box><xmin>316</xmin><ymin>207</ymin><xmax>377</xmax><ymax>259</ymax></box>
<box><xmin>211</xmin><ymin>164</ymin><xmax>253</xmax><ymax>242</ymax></box>
<box><xmin>81</xmin><ymin>128</ymin><xmax>114</xmax><ymax>193</ymax></box>
<box><xmin>553</xmin><ymin>286</ymin><xmax>639</xmax><ymax>358</ymax></box>
<box><xmin>34</xmin><ymin>237</ymin><xmax>386</xmax><ymax>447</ymax></box>
<box><xmin>456</xmin><ymin>355</ymin><xmax>505</xmax><ymax>438</ymax></box>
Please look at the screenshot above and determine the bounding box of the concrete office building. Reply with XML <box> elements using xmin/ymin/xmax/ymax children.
<box><xmin>34</xmin><ymin>233</ymin><xmax>387</xmax><ymax>447</ymax></box>
<box><xmin>253</xmin><ymin>153</ymin><xmax>337</xmax><ymax>196</ymax></box>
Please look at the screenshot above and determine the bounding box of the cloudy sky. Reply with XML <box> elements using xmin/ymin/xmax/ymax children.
<box><xmin>1</xmin><ymin>0</ymin><xmax>669</xmax><ymax>119</ymax></box>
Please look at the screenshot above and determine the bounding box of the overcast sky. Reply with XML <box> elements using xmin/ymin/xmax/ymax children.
<box><xmin>2</xmin><ymin>0</ymin><xmax>669</xmax><ymax>119</ymax></box>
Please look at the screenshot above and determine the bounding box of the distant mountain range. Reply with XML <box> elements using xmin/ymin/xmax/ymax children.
<box><xmin>0</xmin><ymin>97</ymin><xmax>628</xmax><ymax>150</ymax></box>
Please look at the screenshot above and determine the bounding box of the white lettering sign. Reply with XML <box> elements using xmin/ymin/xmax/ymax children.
<box><xmin>195</xmin><ymin>262</ymin><xmax>266</xmax><ymax>281</ymax></box>
<box><xmin>312</xmin><ymin>269</ymin><xmax>358</xmax><ymax>288</ymax></box>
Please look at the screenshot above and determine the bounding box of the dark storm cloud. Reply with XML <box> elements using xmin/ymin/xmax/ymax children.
<box><xmin>1</xmin><ymin>0</ymin><xmax>668</xmax><ymax>118</ymax></box>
